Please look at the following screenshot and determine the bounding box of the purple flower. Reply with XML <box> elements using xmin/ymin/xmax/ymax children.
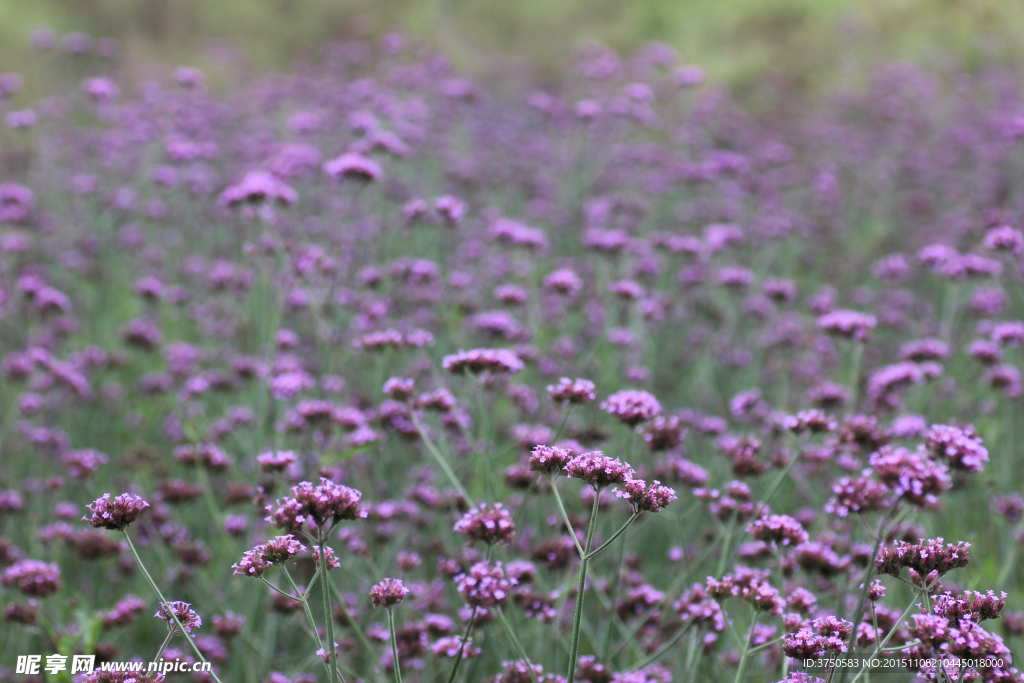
<box><xmin>383</xmin><ymin>377</ymin><xmax>417</xmax><ymax>400</ymax></box>
<box><xmin>434</xmin><ymin>195</ymin><xmax>467</xmax><ymax>226</ymax></box>
<box><xmin>2</xmin><ymin>560</ymin><xmax>61</xmax><ymax>597</ymax></box>
<box><xmin>782</xmin><ymin>410</ymin><xmax>837</xmax><ymax>434</ymax></box>
<box><xmin>82</xmin><ymin>76</ymin><xmax>119</xmax><ymax>102</ymax></box>
<box><xmin>875</xmin><ymin>538</ymin><xmax>971</xmax><ymax>578</ymax></box>
<box><xmin>824</xmin><ymin>473</ymin><xmax>891</xmax><ymax>517</ymax></box>
<box><xmin>924</xmin><ymin>423</ymin><xmax>988</xmax><ymax>472</ymax></box>
<box><xmin>601</xmin><ymin>390</ymin><xmax>661</xmax><ymax>426</ymax></box>
<box><xmin>266</xmin><ymin>478</ymin><xmax>367</xmax><ymax>533</ymax></box>
<box><xmin>218</xmin><ymin>171</ymin><xmax>298</xmax><ymax>206</ymax></box>
<box><xmin>869</xmin><ymin>445</ymin><xmax>951</xmax><ymax>506</ymax></box>
<box><xmin>543</xmin><ymin>268</ymin><xmax>583</xmax><ymax>296</ymax></box>
<box><xmin>103</xmin><ymin>594</ymin><xmax>147</xmax><ymax>628</ymax></box>
<box><xmin>83</xmin><ymin>493</ymin><xmax>150</xmax><ymax>531</ymax></box>
<box><xmin>257</xmin><ymin>450</ymin><xmax>297</xmax><ymax>473</ymax></box>
<box><xmin>322</xmin><ymin>153</ymin><xmax>383</xmax><ymax>182</ymax></box>
<box><xmin>155</xmin><ymin>600</ymin><xmax>202</xmax><ymax>634</ymax></box>
<box><xmin>816</xmin><ymin>310</ymin><xmax>877</xmax><ymax>341</ymax></box>
<box><xmin>442</xmin><ymin>348</ymin><xmax>524</xmax><ymax>375</ymax></box>
<box><xmin>746</xmin><ymin>515</ymin><xmax>809</xmax><ymax>546</ymax></box>
<box><xmin>565</xmin><ymin>451</ymin><xmax>635</xmax><ymax>489</ymax></box>
<box><xmin>614</xmin><ymin>478</ymin><xmax>677</xmax><ymax>513</ymax></box>
<box><xmin>984</xmin><ymin>225</ymin><xmax>1024</xmax><ymax>255</ymax></box>
<box><xmin>370</xmin><ymin>578</ymin><xmax>408</xmax><ymax>608</ymax></box>
<box><xmin>544</xmin><ymin>376</ymin><xmax>598</xmax><ymax>403</ymax></box>
<box><xmin>456</xmin><ymin>561</ymin><xmax>516</xmax><ymax>608</ymax></box>
<box><xmin>0</xmin><ymin>182</ymin><xmax>34</xmax><ymax>223</ymax></box>
<box><xmin>454</xmin><ymin>503</ymin><xmax>515</xmax><ymax>546</ymax></box>
<box><xmin>529</xmin><ymin>445</ymin><xmax>575</xmax><ymax>477</ymax></box>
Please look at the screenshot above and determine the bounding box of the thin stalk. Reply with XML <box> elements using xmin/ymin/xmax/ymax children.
<box><xmin>602</xmin><ymin>531</ymin><xmax>629</xmax><ymax>658</ymax></box>
<box><xmin>282</xmin><ymin>569</ymin><xmax>336</xmax><ymax>682</ymax></box>
<box><xmin>153</xmin><ymin>630</ymin><xmax>175</xmax><ymax>661</ymax></box>
<box><xmin>566</xmin><ymin>491</ymin><xmax>602</xmax><ymax>683</ymax></box>
<box><xmin>328</xmin><ymin>580</ymin><xmax>388</xmax><ymax>681</ymax></box>
<box><xmin>319</xmin><ymin>535</ymin><xmax>340</xmax><ymax>683</ymax></box>
<box><xmin>446</xmin><ymin>606</ymin><xmax>478</xmax><ymax>683</ymax></box>
<box><xmin>121</xmin><ymin>530</ymin><xmax>224</xmax><ymax>683</ymax></box>
<box><xmin>512</xmin><ymin>475</ymin><xmax>540</xmax><ymax>531</ymax></box>
<box><xmin>837</xmin><ymin>508</ymin><xmax>901</xmax><ymax>683</ymax></box>
<box><xmin>551</xmin><ymin>478</ymin><xmax>586</xmax><ymax>557</ymax></box>
<box><xmin>552</xmin><ymin>405</ymin><xmax>574</xmax><ymax>443</ymax></box>
<box><xmin>387</xmin><ymin>609</ymin><xmax>403</xmax><ymax>683</ymax></box>
<box><xmin>848</xmin><ymin>341</ymin><xmax>865</xmax><ymax>412</ymax></box>
<box><xmin>260</xmin><ymin>576</ymin><xmax>302</xmax><ymax>602</ymax></box>
<box><xmin>611</xmin><ymin>531</ymin><xmax>724</xmax><ymax>658</ymax></box>
<box><xmin>848</xmin><ymin>595</ymin><xmax>922</xmax><ymax>683</ymax></box>
<box><xmin>733</xmin><ymin>612</ymin><xmax>758</xmax><ymax>683</ymax></box>
<box><xmin>410</xmin><ymin>412</ymin><xmax>473</xmax><ymax>505</ymax></box>
<box><xmin>587</xmin><ymin>513</ymin><xmax>640</xmax><ymax>560</ymax></box>
<box><xmin>473</xmin><ymin>382</ymin><xmax>496</xmax><ymax>500</ymax></box>
<box><xmin>681</xmin><ymin>629</ymin><xmax>702</xmax><ymax>683</ymax></box>
<box><xmin>627</xmin><ymin>623</ymin><xmax>689</xmax><ymax>671</ymax></box>
<box><xmin>497</xmin><ymin>607</ymin><xmax>541</xmax><ymax>683</ymax></box>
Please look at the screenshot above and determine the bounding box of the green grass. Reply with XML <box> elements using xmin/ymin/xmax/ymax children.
<box><xmin>3</xmin><ymin>0</ymin><xmax>1024</xmax><ymax>99</ymax></box>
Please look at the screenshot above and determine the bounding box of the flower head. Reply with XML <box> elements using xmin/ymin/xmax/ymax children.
<box><xmin>565</xmin><ymin>451</ymin><xmax>635</xmax><ymax>490</ymax></box>
<box><xmin>454</xmin><ymin>503</ymin><xmax>515</xmax><ymax>546</ymax></box>
<box><xmin>601</xmin><ymin>390</ymin><xmax>661</xmax><ymax>426</ymax></box>
<box><xmin>323</xmin><ymin>153</ymin><xmax>383</xmax><ymax>182</ymax></box>
<box><xmin>456</xmin><ymin>561</ymin><xmax>516</xmax><ymax>607</ymax></box>
<box><xmin>529</xmin><ymin>445</ymin><xmax>575</xmax><ymax>478</ymax></box>
<box><xmin>257</xmin><ymin>450</ymin><xmax>297</xmax><ymax>473</ymax></box>
<box><xmin>924</xmin><ymin>424</ymin><xmax>988</xmax><ymax>473</ymax></box>
<box><xmin>370</xmin><ymin>578</ymin><xmax>408</xmax><ymax>608</ymax></box>
<box><xmin>83</xmin><ymin>493</ymin><xmax>150</xmax><ymax>531</ymax></box>
<box><xmin>2</xmin><ymin>560</ymin><xmax>60</xmax><ymax>597</ymax></box>
<box><xmin>875</xmin><ymin>538</ymin><xmax>971</xmax><ymax>579</ymax></box>
<box><xmin>614</xmin><ymin>478</ymin><xmax>677</xmax><ymax>513</ymax></box>
<box><xmin>746</xmin><ymin>515</ymin><xmax>809</xmax><ymax>546</ymax></box>
<box><xmin>442</xmin><ymin>348</ymin><xmax>524</xmax><ymax>376</ymax></box>
<box><xmin>547</xmin><ymin>377</ymin><xmax>597</xmax><ymax>405</ymax></box>
<box><xmin>816</xmin><ymin>310</ymin><xmax>876</xmax><ymax>341</ymax></box>
<box><xmin>155</xmin><ymin>600</ymin><xmax>202</xmax><ymax>634</ymax></box>
<box><xmin>266</xmin><ymin>478</ymin><xmax>367</xmax><ymax>533</ymax></box>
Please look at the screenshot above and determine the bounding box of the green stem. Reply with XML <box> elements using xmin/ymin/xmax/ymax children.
<box><xmin>566</xmin><ymin>491</ymin><xmax>601</xmax><ymax>683</ymax></box>
<box><xmin>848</xmin><ymin>341</ymin><xmax>865</xmax><ymax>412</ymax></box>
<box><xmin>681</xmin><ymin>629</ymin><xmax>702</xmax><ymax>683</ymax></box>
<box><xmin>328</xmin><ymin>580</ymin><xmax>388</xmax><ymax>682</ymax></box>
<box><xmin>446</xmin><ymin>606</ymin><xmax>478</xmax><ymax>683</ymax></box>
<box><xmin>733</xmin><ymin>612</ymin><xmax>758</xmax><ymax>683</ymax></box>
<box><xmin>627</xmin><ymin>623</ymin><xmax>689</xmax><ymax>671</ymax></box>
<box><xmin>121</xmin><ymin>530</ymin><xmax>224</xmax><ymax>683</ymax></box>
<box><xmin>512</xmin><ymin>475</ymin><xmax>540</xmax><ymax>531</ymax></box>
<box><xmin>497</xmin><ymin>607</ymin><xmax>541</xmax><ymax>683</ymax></box>
<box><xmin>153</xmin><ymin>630</ymin><xmax>175</xmax><ymax>661</ymax></box>
<box><xmin>410</xmin><ymin>412</ymin><xmax>474</xmax><ymax>506</ymax></box>
<box><xmin>319</xmin><ymin>534</ymin><xmax>341</xmax><ymax>683</ymax></box>
<box><xmin>387</xmin><ymin>609</ymin><xmax>403</xmax><ymax>683</ymax></box>
<box><xmin>848</xmin><ymin>595</ymin><xmax>921</xmax><ymax>683</ymax></box>
<box><xmin>587</xmin><ymin>513</ymin><xmax>640</xmax><ymax>560</ymax></box>
<box><xmin>283</xmin><ymin>568</ymin><xmax>335</xmax><ymax>682</ymax></box>
<box><xmin>602</xmin><ymin>530</ymin><xmax>629</xmax><ymax>658</ymax></box>
<box><xmin>551</xmin><ymin>479</ymin><xmax>586</xmax><ymax>557</ymax></box>
<box><xmin>260</xmin><ymin>576</ymin><xmax>302</xmax><ymax>602</ymax></box>
<box><xmin>552</xmin><ymin>405</ymin><xmax>574</xmax><ymax>443</ymax></box>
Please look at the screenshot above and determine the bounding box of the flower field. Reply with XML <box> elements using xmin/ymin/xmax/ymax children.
<box><xmin>1</xmin><ymin>30</ymin><xmax>1024</xmax><ymax>683</ymax></box>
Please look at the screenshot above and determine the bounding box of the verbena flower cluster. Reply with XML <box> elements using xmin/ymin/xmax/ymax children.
<box><xmin>0</xmin><ymin>26</ymin><xmax>1022</xmax><ymax>683</ymax></box>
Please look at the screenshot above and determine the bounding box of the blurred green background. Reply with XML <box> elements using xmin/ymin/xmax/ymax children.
<box><xmin>2</xmin><ymin>0</ymin><xmax>1024</xmax><ymax>96</ymax></box>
